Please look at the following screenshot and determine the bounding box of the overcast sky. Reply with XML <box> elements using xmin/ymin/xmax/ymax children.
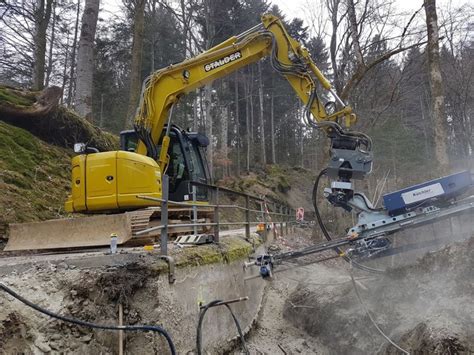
<box><xmin>102</xmin><ymin>0</ymin><xmax>469</xmax><ymax>21</ymax></box>
<box><xmin>101</xmin><ymin>0</ymin><xmax>470</xmax><ymax>39</ymax></box>
<box><xmin>272</xmin><ymin>0</ymin><xmax>467</xmax><ymax>20</ymax></box>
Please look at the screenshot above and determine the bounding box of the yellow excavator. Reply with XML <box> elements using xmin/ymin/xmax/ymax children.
<box><xmin>64</xmin><ymin>13</ymin><xmax>359</xmax><ymax>213</ymax></box>
<box><xmin>5</xmin><ymin>14</ymin><xmax>370</xmax><ymax>251</ymax></box>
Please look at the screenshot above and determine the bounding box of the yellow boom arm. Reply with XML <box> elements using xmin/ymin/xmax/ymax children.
<box><xmin>133</xmin><ymin>14</ymin><xmax>356</xmax><ymax>171</ymax></box>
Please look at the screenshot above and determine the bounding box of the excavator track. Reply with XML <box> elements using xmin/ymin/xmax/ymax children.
<box><xmin>3</xmin><ymin>206</ymin><xmax>213</xmax><ymax>252</ymax></box>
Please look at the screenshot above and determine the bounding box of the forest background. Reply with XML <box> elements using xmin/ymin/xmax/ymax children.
<box><xmin>1</xmin><ymin>0</ymin><xmax>472</xmax><ymax>190</ymax></box>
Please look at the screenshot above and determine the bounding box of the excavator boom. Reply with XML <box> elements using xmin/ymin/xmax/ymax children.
<box><xmin>133</xmin><ymin>14</ymin><xmax>361</xmax><ymax>170</ymax></box>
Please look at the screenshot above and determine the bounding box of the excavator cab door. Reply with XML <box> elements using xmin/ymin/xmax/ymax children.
<box><xmin>119</xmin><ymin>126</ymin><xmax>210</xmax><ymax>202</ymax></box>
<box><xmin>158</xmin><ymin>127</ymin><xmax>210</xmax><ymax>202</ymax></box>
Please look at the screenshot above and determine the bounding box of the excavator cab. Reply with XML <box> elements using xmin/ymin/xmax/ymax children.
<box><xmin>120</xmin><ymin>125</ymin><xmax>210</xmax><ymax>202</ymax></box>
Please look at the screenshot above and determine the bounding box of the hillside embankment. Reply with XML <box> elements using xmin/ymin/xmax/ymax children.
<box><xmin>0</xmin><ymin>85</ymin><xmax>118</xmax><ymax>245</ymax></box>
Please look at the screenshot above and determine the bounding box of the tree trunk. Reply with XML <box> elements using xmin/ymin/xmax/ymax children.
<box><xmin>328</xmin><ymin>0</ymin><xmax>342</xmax><ymax>94</ymax></box>
<box><xmin>150</xmin><ymin>0</ymin><xmax>156</xmax><ymax>74</ymax></box>
<box><xmin>125</xmin><ymin>0</ymin><xmax>146</xmax><ymax>128</ymax></box>
<box><xmin>75</xmin><ymin>0</ymin><xmax>100</xmax><ymax>122</ymax></box>
<box><xmin>222</xmin><ymin>104</ymin><xmax>229</xmax><ymax>177</ymax></box>
<box><xmin>204</xmin><ymin>83</ymin><xmax>213</xmax><ymax>177</ymax></box>
<box><xmin>245</xmin><ymin>75</ymin><xmax>250</xmax><ymax>173</ymax></box>
<box><xmin>424</xmin><ymin>0</ymin><xmax>449</xmax><ymax>171</ymax></box>
<box><xmin>257</xmin><ymin>62</ymin><xmax>266</xmax><ymax>166</ymax></box>
<box><xmin>347</xmin><ymin>0</ymin><xmax>364</xmax><ymax>67</ymax></box>
<box><xmin>32</xmin><ymin>0</ymin><xmax>54</xmax><ymax>91</ymax></box>
<box><xmin>249</xmin><ymin>67</ymin><xmax>254</xmax><ymax>143</ymax></box>
<box><xmin>60</xmin><ymin>34</ymin><xmax>70</xmax><ymax>105</ymax></box>
<box><xmin>202</xmin><ymin>0</ymin><xmax>215</xmax><ymax>178</ymax></box>
<box><xmin>66</xmin><ymin>0</ymin><xmax>81</xmax><ymax>107</ymax></box>
<box><xmin>45</xmin><ymin>0</ymin><xmax>56</xmax><ymax>87</ymax></box>
<box><xmin>235</xmin><ymin>74</ymin><xmax>240</xmax><ymax>175</ymax></box>
<box><xmin>300</xmin><ymin>119</ymin><xmax>304</xmax><ymax>168</ymax></box>
<box><xmin>270</xmin><ymin>91</ymin><xmax>276</xmax><ymax>164</ymax></box>
<box><xmin>193</xmin><ymin>89</ymin><xmax>199</xmax><ymax>131</ymax></box>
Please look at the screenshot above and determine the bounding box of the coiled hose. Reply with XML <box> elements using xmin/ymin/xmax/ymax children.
<box><xmin>0</xmin><ymin>283</ymin><xmax>176</xmax><ymax>355</ymax></box>
<box><xmin>312</xmin><ymin>169</ymin><xmax>384</xmax><ymax>274</ymax></box>
<box><xmin>196</xmin><ymin>300</ymin><xmax>249</xmax><ymax>355</ymax></box>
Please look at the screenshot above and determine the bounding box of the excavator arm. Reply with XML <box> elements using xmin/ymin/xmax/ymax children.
<box><xmin>62</xmin><ymin>13</ymin><xmax>371</xmax><ymax>216</ymax></box>
<box><xmin>132</xmin><ymin>14</ymin><xmax>368</xmax><ymax>178</ymax></box>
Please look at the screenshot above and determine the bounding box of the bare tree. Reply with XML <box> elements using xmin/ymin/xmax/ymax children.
<box><xmin>66</xmin><ymin>0</ymin><xmax>81</xmax><ymax>106</ymax></box>
<box><xmin>257</xmin><ymin>61</ymin><xmax>267</xmax><ymax>166</ymax></box>
<box><xmin>326</xmin><ymin>0</ymin><xmax>348</xmax><ymax>94</ymax></box>
<box><xmin>125</xmin><ymin>0</ymin><xmax>146</xmax><ymax>128</ymax></box>
<box><xmin>347</xmin><ymin>0</ymin><xmax>364</xmax><ymax>67</ymax></box>
<box><xmin>75</xmin><ymin>0</ymin><xmax>100</xmax><ymax>121</ymax></box>
<box><xmin>32</xmin><ymin>0</ymin><xmax>54</xmax><ymax>90</ymax></box>
<box><xmin>44</xmin><ymin>0</ymin><xmax>56</xmax><ymax>87</ymax></box>
<box><xmin>270</xmin><ymin>85</ymin><xmax>276</xmax><ymax>164</ymax></box>
<box><xmin>234</xmin><ymin>74</ymin><xmax>241</xmax><ymax>175</ymax></box>
<box><xmin>327</xmin><ymin>0</ymin><xmax>430</xmax><ymax>102</ymax></box>
<box><xmin>424</xmin><ymin>0</ymin><xmax>449</xmax><ymax>170</ymax></box>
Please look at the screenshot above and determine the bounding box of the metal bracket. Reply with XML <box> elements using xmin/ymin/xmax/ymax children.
<box><xmin>159</xmin><ymin>255</ymin><xmax>176</xmax><ymax>284</ymax></box>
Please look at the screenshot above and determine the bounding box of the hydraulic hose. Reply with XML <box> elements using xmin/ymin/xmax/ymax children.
<box><xmin>196</xmin><ymin>300</ymin><xmax>249</xmax><ymax>355</ymax></box>
<box><xmin>0</xmin><ymin>283</ymin><xmax>176</xmax><ymax>355</ymax></box>
<box><xmin>348</xmin><ymin>262</ymin><xmax>409</xmax><ymax>354</ymax></box>
<box><xmin>312</xmin><ymin>169</ymin><xmax>384</xmax><ymax>274</ymax></box>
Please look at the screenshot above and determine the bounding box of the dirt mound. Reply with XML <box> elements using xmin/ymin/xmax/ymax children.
<box><xmin>283</xmin><ymin>236</ymin><xmax>474</xmax><ymax>354</ymax></box>
<box><xmin>382</xmin><ymin>322</ymin><xmax>468</xmax><ymax>354</ymax></box>
<box><xmin>0</xmin><ymin>261</ymin><xmax>164</xmax><ymax>354</ymax></box>
<box><xmin>73</xmin><ymin>262</ymin><xmax>153</xmax><ymax>307</ymax></box>
<box><xmin>0</xmin><ymin>312</ymin><xmax>31</xmax><ymax>353</ymax></box>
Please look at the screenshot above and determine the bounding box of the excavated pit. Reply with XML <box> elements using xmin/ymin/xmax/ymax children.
<box><xmin>0</xmin><ymin>235</ymin><xmax>266</xmax><ymax>354</ymax></box>
<box><xmin>283</xmin><ymin>233</ymin><xmax>474</xmax><ymax>354</ymax></box>
<box><xmin>0</xmin><ymin>221</ymin><xmax>473</xmax><ymax>354</ymax></box>
<box><xmin>0</xmin><ymin>261</ymin><xmax>169</xmax><ymax>353</ymax></box>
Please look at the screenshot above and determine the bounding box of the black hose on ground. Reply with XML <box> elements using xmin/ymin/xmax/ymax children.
<box><xmin>0</xmin><ymin>283</ymin><xmax>176</xmax><ymax>355</ymax></box>
<box><xmin>312</xmin><ymin>169</ymin><xmax>384</xmax><ymax>274</ymax></box>
<box><xmin>196</xmin><ymin>300</ymin><xmax>249</xmax><ymax>355</ymax></box>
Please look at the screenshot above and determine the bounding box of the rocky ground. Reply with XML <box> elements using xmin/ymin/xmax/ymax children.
<box><xmin>0</xmin><ymin>259</ymin><xmax>166</xmax><ymax>354</ymax></box>
<box><xmin>231</xmin><ymin>221</ymin><xmax>473</xmax><ymax>355</ymax></box>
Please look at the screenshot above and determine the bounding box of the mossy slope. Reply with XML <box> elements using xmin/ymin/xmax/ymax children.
<box><xmin>0</xmin><ymin>121</ymin><xmax>71</xmax><ymax>238</ymax></box>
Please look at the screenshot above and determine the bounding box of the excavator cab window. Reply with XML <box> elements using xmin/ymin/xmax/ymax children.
<box><xmin>120</xmin><ymin>127</ymin><xmax>210</xmax><ymax>201</ymax></box>
<box><xmin>158</xmin><ymin>127</ymin><xmax>210</xmax><ymax>201</ymax></box>
<box><xmin>164</xmin><ymin>132</ymin><xmax>189</xmax><ymax>193</ymax></box>
<box><xmin>120</xmin><ymin>130</ymin><xmax>138</xmax><ymax>152</ymax></box>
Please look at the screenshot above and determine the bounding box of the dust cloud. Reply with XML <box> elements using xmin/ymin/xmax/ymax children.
<box><xmin>283</xmin><ymin>217</ymin><xmax>473</xmax><ymax>354</ymax></box>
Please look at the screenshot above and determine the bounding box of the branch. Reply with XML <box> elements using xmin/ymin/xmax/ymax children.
<box><xmin>340</xmin><ymin>39</ymin><xmax>429</xmax><ymax>100</ymax></box>
<box><xmin>401</xmin><ymin>4</ymin><xmax>425</xmax><ymax>40</ymax></box>
<box><xmin>157</xmin><ymin>0</ymin><xmax>203</xmax><ymax>53</ymax></box>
